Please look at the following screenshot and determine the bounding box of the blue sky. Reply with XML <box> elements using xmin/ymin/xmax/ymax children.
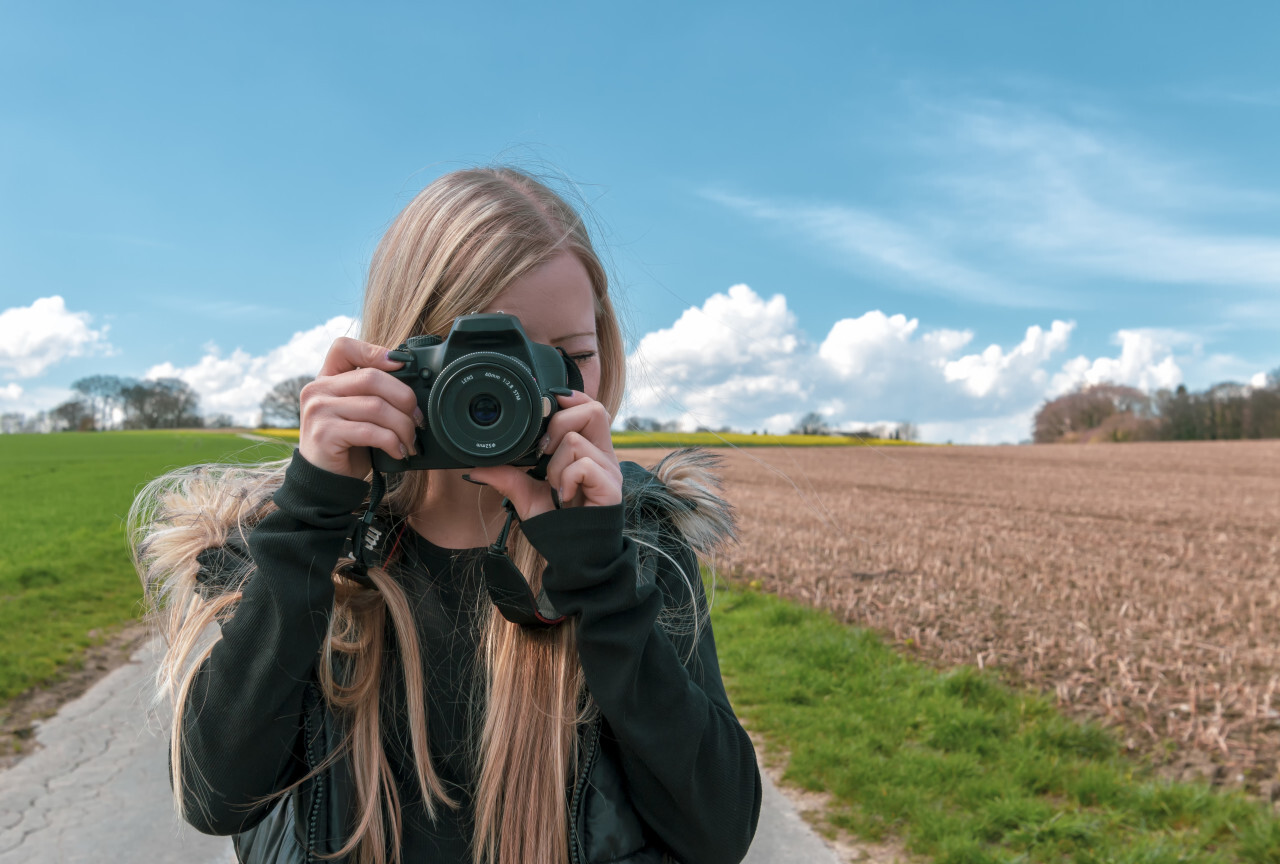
<box><xmin>3</xmin><ymin>1</ymin><xmax>1279</xmax><ymax>442</ymax></box>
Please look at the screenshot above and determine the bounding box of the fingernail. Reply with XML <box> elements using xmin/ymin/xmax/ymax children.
<box><xmin>413</xmin><ymin>407</ymin><xmax>425</xmax><ymax>427</ymax></box>
<box><xmin>538</xmin><ymin>436</ymin><xmax>550</xmax><ymax>454</ymax></box>
<box><xmin>548</xmin><ymin>387</ymin><xmax>573</xmax><ymax>397</ymax></box>
<box><xmin>461</xmin><ymin>473</ymin><xmax>488</xmax><ymax>486</ymax></box>
<box><xmin>399</xmin><ymin>443</ymin><xmax>409</xmax><ymax>460</ymax></box>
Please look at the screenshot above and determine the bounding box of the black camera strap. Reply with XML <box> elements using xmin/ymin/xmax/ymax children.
<box><xmin>341</xmin><ymin>463</ymin><xmax>566</xmax><ymax>629</ymax></box>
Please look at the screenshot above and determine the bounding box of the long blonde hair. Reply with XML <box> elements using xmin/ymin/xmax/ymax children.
<box><xmin>132</xmin><ymin>167</ymin><xmax>627</xmax><ymax>864</ymax></box>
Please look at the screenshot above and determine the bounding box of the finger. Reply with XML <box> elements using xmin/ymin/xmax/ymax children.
<box><xmin>466</xmin><ymin>465</ymin><xmax>557</xmax><ymax>521</ymax></box>
<box><xmin>309</xmin><ymin>417</ymin><xmax>409</xmax><ymax>464</ymax></box>
<box><xmin>542</xmin><ymin>398</ymin><xmax>615</xmax><ymax>457</ymax></box>
<box><xmin>311</xmin><ymin>367</ymin><xmax>421</xmax><ymax>424</ymax></box>
<box><xmin>318</xmin><ymin>336</ymin><xmax>407</xmax><ymax>378</ymax></box>
<box><xmin>558</xmin><ymin>456</ymin><xmax>622</xmax><ymax>508</ymax></box>
<box><xmin>308</xmin><ymin>392</ymin><xmax>420</xmax><ymax>457</ymax></box>
<box><xmin>544</xmin><ymin>429</ymin><xmax>620</xmax><ymax>497</ymax></box>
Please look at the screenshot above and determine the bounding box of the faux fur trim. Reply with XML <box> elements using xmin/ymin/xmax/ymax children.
<box><xmin>621</xmin><ymin>447</ymin><xmax>738</xmax><ymax>557</ymax></box>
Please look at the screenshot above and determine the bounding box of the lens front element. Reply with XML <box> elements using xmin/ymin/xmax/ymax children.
<box><xmin>469</xmin><ymin>394</ymin><xmax>502</xmax><ymax>427</ymax></box>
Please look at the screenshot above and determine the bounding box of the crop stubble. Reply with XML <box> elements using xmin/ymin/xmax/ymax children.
<box><xmin>629</xmin><ymin>441</ymin><xmax>1280</xmax><ymax>790</ymax></box>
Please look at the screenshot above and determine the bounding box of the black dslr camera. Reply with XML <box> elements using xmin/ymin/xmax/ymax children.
<box><xmin>370</xmin><ymin>313</ymin><xmax>583</xmax><ymax>472</ymax></box>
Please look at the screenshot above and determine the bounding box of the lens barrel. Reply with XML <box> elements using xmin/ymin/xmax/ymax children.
<box><xmin>427</xmin><ymin>351</ymin><xmax>542</xmax><ymax>466</ymax></box>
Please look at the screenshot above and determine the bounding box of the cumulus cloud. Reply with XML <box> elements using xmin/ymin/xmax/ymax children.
<box><xmin>944</xmin><ymin>321</ymin><xmax>1074</xmax><ymax>398</ymax></box>
<box><xmin>622</xmin><ymin>284</ymin><xmax>1189</xmax><ymax>443</ymax></box>
<box><xmin>1051</xmin><ymin>329</ymin><xmax>1186</xmax><ymax>395</ymax></box>
<box><xmin>148</xmin><ymin>316</ymin><xmax>357</xmax><ymax>424</ymax></box>
<box><xmin>0</xmin><ymin>296</ymin><xmax>112</xmax><ymax>378</ymax></box>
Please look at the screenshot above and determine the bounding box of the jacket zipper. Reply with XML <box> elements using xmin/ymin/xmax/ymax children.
<box><xmin>303</xmin><ymin>686</ymin><xmax>325</xmax><ymax>864</ymax></box>
<box><xmin>568</xmin><ymin>716</ymin><xmax>603</xmax><ymax>864</ymax></box>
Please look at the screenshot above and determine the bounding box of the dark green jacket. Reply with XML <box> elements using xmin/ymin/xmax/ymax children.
<box><xmin>183</xmin><ymin>450</ymin><xmax>760</xmax><ymax>864</ymax></box>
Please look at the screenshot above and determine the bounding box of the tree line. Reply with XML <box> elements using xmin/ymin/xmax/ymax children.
<box><xmin>621</xmin><ymin>412</ymin><xmax>919</xmax><ymax>440</ymax></box>
<box><xmin>1</xmin><ymin>374</ymin><xmax>314</xmax><ymax>433</ymax></box>
<box><xmin>1033</xmin><ymin>372</ymin><xmax>1280</xmax><ymax>444</ymax></box>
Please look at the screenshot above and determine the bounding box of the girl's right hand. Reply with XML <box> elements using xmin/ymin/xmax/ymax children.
<box><xmin>298</xmin><ymin>337</ymin><xmax>423</xmax><ymax>480</ymax></box>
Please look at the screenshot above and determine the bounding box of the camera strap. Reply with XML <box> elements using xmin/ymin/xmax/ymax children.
<box><xmin>341</xmin><ymin>466</ymin><xmax>566</xmax><ymax>629</ymax></box>
<box><xmin>482</xmin><ymin>498</ymin><xmax>566</xmax><ymax>628</ymax></box>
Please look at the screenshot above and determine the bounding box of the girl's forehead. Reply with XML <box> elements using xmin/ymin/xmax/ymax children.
<box><xmin>482</xmin><ymin>251</ymin><xmax>597</xmax><ymax>341</ymax></box>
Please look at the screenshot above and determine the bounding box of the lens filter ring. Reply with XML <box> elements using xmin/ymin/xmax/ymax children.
<box><xmin>427</xmin><ymin>351</ymin><xmax>541</xmax><ymax>465</ymax></box>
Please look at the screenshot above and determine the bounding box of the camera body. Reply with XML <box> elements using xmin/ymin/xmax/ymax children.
<box><xmin>371</xmin><ymin>313</ymin><xmax>580</xmax><ymax>472</ymax></box>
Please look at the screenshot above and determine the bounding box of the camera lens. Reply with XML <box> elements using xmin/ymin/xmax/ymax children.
<box><xmin>469</xmin><ymin>394</ymin><xmax>501</xmax><ymax>427</ymax></box>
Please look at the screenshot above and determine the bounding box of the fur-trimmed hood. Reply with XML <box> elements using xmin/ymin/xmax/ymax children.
<box><xmin>619</xmin><ymin>447</ymin><xmax>737</xmax><ymax>557</ymax></box>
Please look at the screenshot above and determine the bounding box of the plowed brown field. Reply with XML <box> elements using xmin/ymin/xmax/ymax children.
<box><xmin>626</xmin><ymin>441</ymin><xmax>1280</xmax><ymax>792</ymax></box>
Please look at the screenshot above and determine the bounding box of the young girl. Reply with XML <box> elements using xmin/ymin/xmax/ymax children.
<box><xmin>130</xmin><ymin>167</ymin><xmax>761</xmax><ymax>864</ymax></box>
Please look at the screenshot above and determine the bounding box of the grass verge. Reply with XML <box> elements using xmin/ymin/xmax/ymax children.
<box><xmin>0</xmin><ymin>431</ymin><xmax>293</xmax><ymax>705</ymax></box>
<box><xmin>707</xmin><ymin>578</ymin><xmax>1280</xmax><ymax>863</ymax></box>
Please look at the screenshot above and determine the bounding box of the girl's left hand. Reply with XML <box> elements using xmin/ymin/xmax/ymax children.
<box><xmin>466</xmin><ymin>390</ymin><xmax>623</xmax><ymax>520</ymax></box>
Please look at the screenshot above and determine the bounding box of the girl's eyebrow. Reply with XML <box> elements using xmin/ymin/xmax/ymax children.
<box><xmin>551</xmin><ymin>331</ymin><xmax>596</xmax><ymax>344</ymax></box>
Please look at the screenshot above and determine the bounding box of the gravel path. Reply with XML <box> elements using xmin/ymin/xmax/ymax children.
<box><xmin>0</xmin><ymin>639</ymin><xmax>840</xmax><ymax>864</ymax></box>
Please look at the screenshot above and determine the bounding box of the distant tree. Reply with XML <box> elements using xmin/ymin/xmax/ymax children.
<box><xmin>792</xmin><ymin>411</ymin><xmax>827</xmax><ymax>435</ymax></box>
<box><xmin>1</xmin><ymin>412</ymin><xmax>25</xmax><ymax>434</ymax></box>
<box><xmin>624</xmin><ymin>416</ymin><xmax>661</xmax><ymax>432</ymax></box>
<box><xmin>206</xmin><ymin>413</ymin><xmax>237</xmax><ymax>428</ymax></box>
<box><xmin>260</xmin><ymin>375</ymin><xmax>313</xmax><ymax>428</ymax></box>
<box><xmin>1033</xmin><ymin>383</ymin><xmax>1154</xmax><ymax>443</ymax></box>
<box><xmin>897</xmin><ymin>421</ymin><xmax>919</xmax><ymax>442</ymax></box>
<box><xmin>50</xmin><ymin>399</ymin><xmax>94</xmax><ymax>432</ymax></box>
<box><xmin>122</xmin><ymin>378</ymin><xmax>203</xmax><ymax>428</ymax></box>
<box><xmin>72</xmin><ymin>374</ymin><xmax>134</xmax><ymax>430</ymax></box>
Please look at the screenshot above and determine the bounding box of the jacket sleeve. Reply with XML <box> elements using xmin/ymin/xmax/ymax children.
<box><xmin>174</xmin><ymin>449</ymin><xmax>369</xmax><ymax>835</ymax></box>
<box><xmin>519</xmin><ymin>504</ymin><xmax>762</xmax><ymax>864</ymax></box>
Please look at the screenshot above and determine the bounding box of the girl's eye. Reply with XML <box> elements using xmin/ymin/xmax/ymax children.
<box><xmin>569</xmin><ymin>352</ymin><xmax>596</xmax><ymax>363</ymax></box>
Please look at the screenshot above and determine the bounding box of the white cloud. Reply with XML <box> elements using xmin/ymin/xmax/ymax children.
<box><xmin>624</xmin><ymin>284</ymin><xmax>809</xmax><ymax>430</ymax></box>
<box><xmin>944</xmin><ymin>321</ymin><xmax>1074</xmax><ymax>398</ymax></box>
<box><xmin>1051</xmin><ymin>329</ymin><xmax>1186</xmax><ymax>394</ymax></box>
<box><xmin>0</xmin><ymin>296</ymin><xmax>112</xmax><ymax>378</ymax></box>
<box><xmin>623</xmin><ymin>284</ymin><xmax>1195</xmax><ymax>443</ymax></box>
<box><xmin>1251</xmin><ymin>371</ymin><xmax>1269</xmax><ymax>388</ymax></box>
<box><xmin>148</xmin><ymin>316</ymin><xmax>357</xmax><ymax>424</ymax></box>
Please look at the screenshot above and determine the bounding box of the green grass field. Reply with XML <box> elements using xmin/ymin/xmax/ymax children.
<box><xmin>0</xmin><ymin>430</ymin><xmax>293</xmax><ymax>703</ymax></box>
<box><xmin>255</xmin><ymin>427</ymin><xmax>923</xmax><ymax>448</ymax></box>
<box><xmin>707</xmin><ymin>579</ymin><xmax>1280</xmax><ymax>863</ymax></box>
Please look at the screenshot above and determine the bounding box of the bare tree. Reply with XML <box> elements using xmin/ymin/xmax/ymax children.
<box><xmin>624</xmin><ymin>416</ymin><xmax>662</xmax><ymax>432</ymax></box>
<box><xmin>50</xmin><ymin>399</ymin><xmax>93</xmax><ymax>431</ymax></box>
<box><xmin>1034</xmin><ymin>383</ymin><xmax>1156</xmax><ymax>443</ymax></box>
<box><xmin>792</xmin><ymin>411</ymin><xmax>827</xmax><ymax>435</ymax></box>
<box><xmin>260</xmin><ymin>375</ymin><xmax>314</xmax><ymax>428</ymax></box>
<box><xmin>71</xmin><ymin>375</ymin><xmax>137</xmax><ymax>430</ymax></box>
<box><xmin>122</xmin><ymin>378</ymin><xmax>203</xmax><ymax>428</ymax></box>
